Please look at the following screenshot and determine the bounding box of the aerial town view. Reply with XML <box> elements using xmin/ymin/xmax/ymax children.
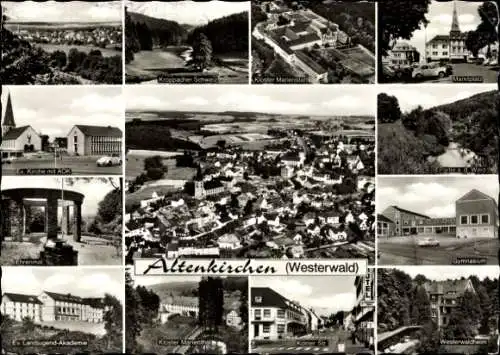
<box><xmin>125</xmin><ymin>274</ymin><xmax>248</xmax><ymax>354</ymax></box>
<box><xmin>1</xmin><ymin>86</ymin><xmax>123</xmax><ymax>175</ymax></box>
<box><xmin>377</xmin><ymin>85</ymin><xmax>498</xmax><ymax>174</ymax></box>
<box><xmin>378</xmin><ymin>266</ymin><xmax>498</xmax><ymax>354</ymax></box>
<box><xmin>251</xmin><ymin>0</ymin><xmax>375</xmax><ymax>84</ymax></box>
<box><xmin>377</xmin><ymin>175</ymin><xmax>499</xmax><ymax>265</ymax></box>
<box><xmin>1</xmin><ymin>177</ymin><xmax>123</xmax><ymax>266</ymax></box>
<box><xmin>124</xmin><ymin>86</ymin><xmax>375</xmax><ymax>263</ymax></box>
<box><xmin>379</xmin><ymin>0</ymin><xmax>499</xmax><ymax>83</ymax></box>
<box><xmin>1</xmin><ymin>267</ymin><xmax>124</xmax><ymax>354</ymax></box>
<box><xmin>250</xmin><ymin>273</ymin><xmax>374</xmax><ymax>354</ymax></box>
<box><xmin>2</xmin><ymin>1</ymin><xmax>122</xmax><ymax>85</ymax></box>
<box><xmin>125</xmin><ymin>0</ymin><xmax>249</xmax><ymax>84</ymax></box>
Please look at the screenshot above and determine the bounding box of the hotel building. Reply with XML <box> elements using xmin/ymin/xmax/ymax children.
<box><xmin>66</xmin><ymin>124</ymin><xmax>122</xmax><ymax>156</ymax></box>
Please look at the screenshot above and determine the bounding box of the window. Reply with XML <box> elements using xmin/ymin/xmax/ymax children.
<box><xmin>263</xmin><ymin>309</ymin><xmax>271</xmax><ymax>317</ymax></box>
<box><xmin>263</xmin><ymin>324</ymin><xmax>270</xmax><ymax>333</ymax></box>
<box><xmin>442</xmin><ymin>44</ymin><xmax>447</xmax><ymax>48</ymax></box>
<box><xmin>442</xmin><ymin>52</ymin><xmax>448</xmax><ymax>56</ymax></box>
<box><xmin>481</xmin><ymin>214</ymin><xmax>490</xmax><ymax>224</ymax></box>
<box><xmin>403</xmin><ymin>221</ymin><xmax>409</xmax><ymax>225</ymax></box>
<box><xmin>254</xmin><ymin>309</ymin><xmax>261</xmax><ymax>320</ymax></box>
<box><xmin>277</xmin><ymin>309</ymin><xmax>285</xmax><ymax>318</ymax></box>
<box><xmin>460</xmin><ymin>216</ymin><xmax>468</xmax><ymax>225</ymax></box>
<box><xmin>74</xmin><ymin>135</ymin><xmax>78</xmax><ymax>143</ymax></box>
<box><xmin>278</xmin><ymin>324</ymin><xmax>285</xmax><ymax>333</ymax></box>
<box><xmin>471</xmin><ymin>215</ymin><xmax>478</xmax><ymax>224</ymax></box>
<box><xmin>254</xmin><ymin>296</ymin><xmax>262</xmax><ymax>303</ymax></box>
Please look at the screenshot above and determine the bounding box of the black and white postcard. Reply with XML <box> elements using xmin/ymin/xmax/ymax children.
<box><xmin>125</xmin><ymin>273</ymin><xmax>248</xmax><ymax>354</ymax></box>
<box><xmin>124</xmin><ymin>85</ymin><xmax>375</xmax><ymax>263</ymax></box>
<box><xmin>1</xmin><ymin>266</ymin><xmax>124</xmax><ymax>354</ymax></box>
<box><xmin>125</xmin><ymin>0</ymin><xmax>250</xmax><ymax>84</ymax></box>
<box><xmin>377</xmin><ymin>175</ymin><xmax>499</xmax><ymax>265</ymax></box>
<box><xmin>378</xmin><ymin>266</ymin><xmax>498</xmax><ymax>354</ymax></box>
<box><xmin>1</xmin><ymin>1</ymin><xmax>123</xmax><ymax>85</ymax></box>
<box><xmin>1</xmin><ymin>86</ymin><xmax>124</xmax><ymax>176</ymax></box>
<box><xmin>1</xmin><ymin>177</ymin><xmax>123</xmax><ymax>266</ymax></box>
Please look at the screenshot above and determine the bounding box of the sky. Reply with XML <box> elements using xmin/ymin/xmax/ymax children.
<box><xmin>1</xmin><ymin>86</ymin><xmax>123</xmax><ymax>140</ymax></box>
<box><xmin>2</xmin><ymin>267</ymin><xmax>124</xmax><ymax>302</ymax></box>
<box><xmin>251</xmin><ymin>276</ymin><xmax>357</xmax><ymax>315</ymax></box>
<box><xmin>125</xmin><ymin>85</ymin><xmax>377</xmax><ymax>116</ymax></box>
<box><xmin>1</xmin><ymin>177</ymin><xmax>120</xmax><ymax>217</ymax></box>
<box><xmin>388</xmin><ymin>265</ymin><xmax>499</xmax><ymax>281</ymax></box>
<box><xmin>126</xmin><ymin>0</ymin><xmax>249</xmax><ymax>25</ymax></box>
<box><xmin>377</xmin><ymin>175</ymin><xmax>498</xmax><ymax>218</ymax></box>
<box><xmin>403</xmin><ymin>0</ymin><xmax>483</xmax><ymax>60</ymax></box>
<box><xmin>3</xmin><ymin>1</ymin><xmax>122</xmax><ymax>23</ymax></box>
<box><xmin>379</xmin><ymin>84</ymin><xmax>496</xmax><ymax>113</ymax></box>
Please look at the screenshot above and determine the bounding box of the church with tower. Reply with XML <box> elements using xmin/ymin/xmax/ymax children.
<box><xmin>425</xmin><ymin>1</ymin><xmax>469</xmax><ymax>62</ymax></box>
<box><xmin>1</xmin><ymin>91</ymin><xmax>42</xmax><ymax>159</ymax></box>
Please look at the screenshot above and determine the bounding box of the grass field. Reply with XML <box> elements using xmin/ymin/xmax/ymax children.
<box><xmin>137</xmin><ymin>316</ymin><xmax>198</xmax><ymax>353</ymax></box>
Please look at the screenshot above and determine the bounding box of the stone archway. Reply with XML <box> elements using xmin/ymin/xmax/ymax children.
<box><xmin>1</xmin><ymin>188</ymin><xmax>84</xmax><ymax>242</ymax></box>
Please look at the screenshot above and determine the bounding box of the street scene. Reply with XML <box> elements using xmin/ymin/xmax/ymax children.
<box><xmin>378</xmin><ymin>266</ymin><xmax>499</xmax><ymax>354</ymax></box>
<box><xmin>377</xmin><ymin>175</ymin><xmax>499</xmax><ymax>265</ymax></box>
<box><xmin>125</xmin><ymin>0</ymin><xmax>249</xmax><ymax>84</ymax></box>
<box><xmin>1</xmin><ymin>86</ymin><xmax>123</xmax><ymax>176</ymax></box>
<box><xmin>377</xmin><ymin>85</ymin><xmax>497</xmax><ymax>174</ymax></box>
<box><xmin>1</xmin><ymin>177</ymin><xmax>123</xmax><ymax>266</ymax></box>
<box><xmin>125</xmin><ymin>274</ymin><xmax>248</xmax><ymax>354</ymax></box>
<box><xmin>251</xmin><ymin>0</ymin><xmax>375</xmax><ymax>83</ymax></box>
<box><xmin>1</xmin><ymin>267</ymin><xmax>124</xmax><ymax>354</ymax></box>
<box><xmin>379</xmin><ymin>0</ymin><xmax>498</xmax><ymax>83</ymax></box>
<box><xmin>2</xmin><ymin>1</ymin><xmax>122</xmax><ymax>85</ymax></box>
<box><xmin>124</xmin><ymin>85</ymin><xmax>375</xmax><ymax>263</ymax></box>
<box><xmin>250</xmin><ymin>274</ymin><xmax>374</xmax><ymax>354</ymax></box>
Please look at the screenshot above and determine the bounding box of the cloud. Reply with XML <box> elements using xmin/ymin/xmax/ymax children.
<box><xmin>87</xmin><ymin>5</ymin><xmax>121</xmax><ymax>21</ymax></box>
<box><xmin>127</xmin><ymin>96</ymin><xmax>170</xmax><ymax>111</ymax></box>
<box><xmin>181</xmin><ymin>97</ymin><xmax>210</xmax><ymax>106</ymax></box>
<box><xmin>2</xmin><ymin>268</ymin><xmax>41</xmax><ymax>294</ymax></box>
<box><xmin>425</xmin><ymin>204</ymin><xmax>455</xmax><ymax>218</ymax></box>
<box><xmin>44</xmin><ymin>273</ymin><xmax>76</xmax><ymax>290</ymax></box>
<box><xmin>309</xmin><ymin>293</ymin><xmax>356</xmax><ymax>314</ymax></box>
<box><xmin>70</xmin><ymin>93</ymin><xmax>123</xmax><ymax>114</ymax></box>
<box><xmin>322</xmin><ymin>95</ymin><xmax>365</xmax><ymax>113</ymax></box>
<box><xmin>5</xmin><ymin>2</ymin><xmax>63</xmax><ymax>22</ymax></box>
<box><xmin>216</xmin><ymin>92</ymin><xmax>312</xmax><ymax>114</ymax></box>
<box><xmin>272</xmin><ymin>279</ymin><xmax>314</xmax><ymax>298</ymax></box>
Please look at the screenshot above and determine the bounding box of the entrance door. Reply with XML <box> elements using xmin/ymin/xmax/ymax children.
<box><xmin>254</xmin><ymin>324</ymin><xmax>259</xmax><ymax>337</ymax></box>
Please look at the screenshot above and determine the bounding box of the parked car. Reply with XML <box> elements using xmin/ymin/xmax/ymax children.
<box><xmin>412</xmin><ymin>63</ymin><xmax>447</xmax><ymax>80</ymax></box>
<box><xmin>2</xmin><ymin>156</ymin><xmax>17</xmax><ymax>164</ymax></box>
<box><xmin>96</xmin><ymin>154</ymin><xmax>121</xmax><ymax>167</ymax></box>
<box><xmin>417</xmin><ymin>237</ymin><xmax>440</xmax><ymax>247</ymax></box>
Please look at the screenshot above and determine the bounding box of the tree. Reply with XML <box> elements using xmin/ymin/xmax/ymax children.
<box><xmin>444</xmin><ymin>290</ymin><xmax>482</xmax><ymax>339</ymax></box>
<box><xmin>198</xmin><ymin>277</ymin><xmax>224</xmax><ymax>332</ymax></box>
<box><xmin>189</xmin><ymin>33</ymin><xmax>213</xmax><ymax>71</ymax></box>
<box><xmin>103</xmin><ymin>294</ymin><xmax>123</xmax><ymax>351</ymax></box>
<box><xmin>49</xmin><ymin>50</ymin><xmax>67</xmax><ymax>68</ymax></box>
<box><xmin>465</xmin><ymin>30</ymin><xmax>487</xmax><ymax>57</ymax></box>
<box><xmin>378</xmin><ymin>0</ymin><xmax>431</xmax><ymax>81</ymax></box>
<box><xmin>21</xmin><ymin>316</ymin><xmax>36</xmax><ymax>333</ymax></box>
<box><xmin>125</xmin><ymin>272</ymin><xmax>142</xmax><ymax>353</ymax></box>
<box><xmin>410</xmin><ymin>285</ymin><xmax>431</xmax><ymax>325</ymax></box>
<box><xmin>378</xmin><ymin>93</ymin><xmax>401</xmax><ymax>123</ymax></box>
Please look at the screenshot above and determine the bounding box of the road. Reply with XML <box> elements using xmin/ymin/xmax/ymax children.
<box><xmin>2</xmin><ymin>157</ymin><xmax>121</xmax><ymax>175</ymax></box>
<box><xmin>417</xmin><ymin>63</ymin><xmax>497</xmax><ymax>83</ymax></box>
<box><xmin>252</xmin><ymin>329</ymin><xmax>373</xmax><ymax>354</ymax></box>
<box><xmin>378</xmin><ymin>237</ymin><xmax>498</xmax><ymax>265</ymax></box>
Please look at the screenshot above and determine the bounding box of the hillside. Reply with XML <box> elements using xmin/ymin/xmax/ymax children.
<box><xmin>148</xmin><ymin>281</ymin><xmax>198</xmax><ymax>299</ymax></box>
<box><xmin>429</xmin><ymin>90</ymin><xmax>497</xmax><ymax>121</ymax></box>
<box><xmin>188</xmin><ymin>11</ymin><xmax>249</xmax><ymax>54</ymax></box>
<box><xmin>128</xmin><ymin>11</ymin><xmax>188</xmax><ymax>47</ymax></box>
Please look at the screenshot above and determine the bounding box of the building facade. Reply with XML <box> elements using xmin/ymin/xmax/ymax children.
<box><xmin>380</xmin><ymin>189</ymin><xmax>497</xmax><ymax>238</ymax></box>
<box><xmin>384</xmin><ymin>41</ymin><xmax>420</xmax><ymax>66</ymax></box>
<box><xmin>1</xmin><ymin>92</ymin><xmax>42</xmax><ymax>158</ymax></box>
<box><xmin>250</xmin><ymin>287</ymin><xmax>307</xmax><ymax>340</ymax></box>
<box><xmin>66</xmin><ymin>124</ymin><xmax>122</xmax><ymax>156</ymax></box>
<box><xmin>424</xmin><ymin>279</ymin><xmax>475</xmax><ymax>328</ymax></box>
<box><xmin>352</xmin><ymin>271</ymin><xmax>375</xmax><ymax>347</ymax></box>
<box><xmin>1</xmin><ymin>293</ymin><xmax>43</xmax><ymax>322</ymax></box>
<box><xmin>426</xmin><ymin>1</ymin><xmax>468</xmax><ymax>62</ymax></box>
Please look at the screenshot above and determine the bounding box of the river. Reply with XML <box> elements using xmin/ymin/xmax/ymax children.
<box><xmin>430</xmin><ymin>142</ymin><xmax>477</xmax><ymax>168</ymax></box>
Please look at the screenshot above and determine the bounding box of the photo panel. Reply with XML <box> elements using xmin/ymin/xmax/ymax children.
<box><xmin>249</xmin><ymin>271</ymin><xmax>375</xmax><ymax>354</ymax></box>
<box><xmin>124</xmin><ymin>85</ymin><xmax>376</xmax><ymax>263</ymax></box>
<box><xmin>377</xmin><ymin>175</ymin><xmax>499</xmax><ymax>266</ymax></box>
<box><xmin>0</xmin><ymin>176</ymin><xmax>123</xmax><ymax>266</ymax></box>
<box><xmin>1</xmin><ymin>266</ymin><xmax>124</xmax><ymax>354</ymax></box>
<box><xmin>251</xmin><ymin>0</ymin><xmax>375</xmax><ymax>84</ymax></box>
<box><xmin>1</xmin><ymin>0</ymin><xmax>123</xmax><ymax>85</ymax></box>
<box><xmin>379</xmin><ymin>0</ymin><xmax>499</xmax><ymax>84</ymax></box>
<box><xmin>125</xmin><ymin>0</ymin><xmax>250</xmax><ymax>84</ymax></box>
<box><xmin>125</xmin><ymin>271</ymin><xmax>249</xmax><ymax>354</ymax></box>
<box><xmin>1</xmin><ymin>86</ymin><xmax>124</xmax><ymax>176</ymax></box>
<box><xmin>377</xmin><ymin>266</ymin><xmax>499</xmax><ymax>354</ymax></box>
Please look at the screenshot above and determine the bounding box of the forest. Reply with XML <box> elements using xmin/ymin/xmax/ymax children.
<box><xmin>125</xmin><ymin>8</ymin><xmax>248</xmax><ymax>64</ymax></box>
<box><xmin>377</xmin><ymin>91</ymin><xmax>498</xmax><ymax>174</ymax></box>
<box><xmin>378</xmin><ymin>269</ymin><xmax>498</xmax><ymax>353</ymax></box>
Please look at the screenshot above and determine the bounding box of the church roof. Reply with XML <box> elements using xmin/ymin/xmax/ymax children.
<box><xmin>450</xmin><ymin>1</ymin><xmax>461</xmax><ymax>33</ymax></box>
<box><xmin>73</xmin><ymin>125</ymin><xmax>122</xmax><ymax>137</ymax></box>
<box><xmin>2</xmin><ymin>92</ymin><xmax>16</xmax><ymax>127</ymax></box>
<box><xmin>2</xmin><ymin>125</ymin><xmax>31</xmax><ymax>140</ymax></box>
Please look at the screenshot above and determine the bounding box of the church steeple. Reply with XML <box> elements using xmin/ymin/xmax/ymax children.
<box><xmin>2</xmin><ymin>91</ymin><xmax>16</xmax><ymax>135</ymax></box>
<box><xmin>450</xmin><ymin>0</ymin><xmax>461</xmax><ymax>34</ymax></box>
